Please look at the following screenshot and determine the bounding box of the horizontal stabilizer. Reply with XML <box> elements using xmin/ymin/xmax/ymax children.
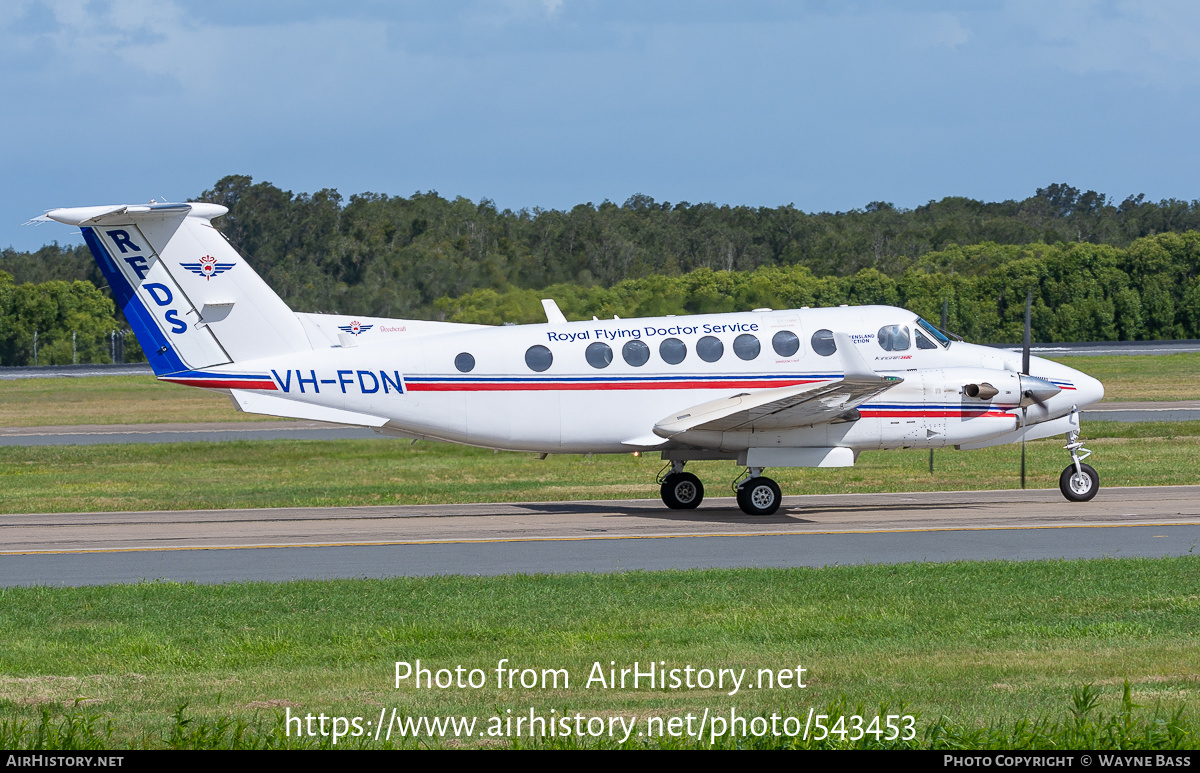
<box><xmin>46</xmin><ymin>202</ymin><xmax>223</xmax><ymax>226</ymax></box>
<box><xmin>230</xmin><ymin>389</ymin><xmax>389</xmax><ymax>427</ymax></box>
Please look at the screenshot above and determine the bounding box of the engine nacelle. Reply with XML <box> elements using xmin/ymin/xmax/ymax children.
<box><xmin>935</xmin><ymin>368</ymin><xmax>1022</xmax><ymax>407</ymax></box>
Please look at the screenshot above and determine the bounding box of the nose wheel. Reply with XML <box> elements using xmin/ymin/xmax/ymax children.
<box><xmin>1059</xmin><ymin>427</ymin><xmax>1099</xmax><ymax>502</ymax></box>
<box><xmin>1060</xmin><ymin>463</ymin><xmax>1099</xmax><ymax>502</ymax></box>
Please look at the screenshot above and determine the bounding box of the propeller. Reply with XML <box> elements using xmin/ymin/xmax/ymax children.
<box><xmin>1015</xmin><ymin>290</ymin><xmax>1060</xmax><ymax>486</ymax></box>
<box><xmin>932</xmin><ymin>299</ymin><xmax>949</xmax><ymax>475</ymax></box>
<box><xmin>1021</xmin><ymin>291</ymin><xmax>1031</xmax><ymax>488</ymax></box>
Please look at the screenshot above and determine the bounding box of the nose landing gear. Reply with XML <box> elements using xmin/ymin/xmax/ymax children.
<box><xmin>1059</xmin><ymin>428</ymin><xmax>1098</xmax><ymax>502</ymax></box>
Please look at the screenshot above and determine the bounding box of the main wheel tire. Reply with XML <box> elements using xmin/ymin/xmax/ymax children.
<box><xmin>661</xmin><ymin>472</ymin><xmax>704</xmax><ymax>509</ymax></box>
<box><xmin>1059</xmin><ymin>463</ymin><xmax>1099</xmax><ymax>502</ymax></box>
<box><xmin>736</xmin><ymin>476</ymin><xmax>781</xmax><ymax>516</ymax></box>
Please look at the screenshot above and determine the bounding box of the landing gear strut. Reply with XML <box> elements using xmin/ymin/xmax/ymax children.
<box><xmin>1059</xmin><ymin>427</ymin><xmax>1099</xmax><ymax>502</ymax></box>
<box><xmin>659</xmin><ymin>461</ymin><xmax>704</xmax><ymax>509</ymax></box>
<box><xmin>733</xmin><ymin>468</ymin><xmax>782</xmax><ymax>516</ymax></box>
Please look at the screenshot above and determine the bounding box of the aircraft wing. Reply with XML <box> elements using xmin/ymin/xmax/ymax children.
<box><xmin>653</xmin><ymin>333</ymin><xmax>903</xmax><ymax>437</ymax></box>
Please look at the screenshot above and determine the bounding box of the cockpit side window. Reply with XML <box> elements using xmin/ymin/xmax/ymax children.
<box><xmin>877</xmin><ymin>325</ymin><xmax>910</xmax><ymax>351</ymax></box>
<box><xmin>915</xmin><ymin>317</ymin><xmax>950</xmax><ymax>348</ymax></box>
<box><xmin>915</xmin><ymin>330</ymin><xmax>937</xmax><ymax>350</ymax></box>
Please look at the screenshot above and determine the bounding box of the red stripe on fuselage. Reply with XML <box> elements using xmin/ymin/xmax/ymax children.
<box><xmin>404</xmin><ymin>379</ymin><xmax>818</xmax><ymax>392</ymax></box>
<box><xmin>859</xmin><ymin>409</ymin><xmax>1014</xmax><ymax>419</ymax></box>
<box><xmin>163</xmin><ymin>379</ymin><xmax>279</xmax><ymax>390</ymax></box>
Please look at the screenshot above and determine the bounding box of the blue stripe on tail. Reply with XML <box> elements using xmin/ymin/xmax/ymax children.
<box><xmin>81</xmin><ymin>226</ymin><xmax>186</xmax><ymax>376</ymax></box>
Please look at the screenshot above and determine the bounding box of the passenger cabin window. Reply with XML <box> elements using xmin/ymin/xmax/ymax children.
<box><xmin>525</xmin><ymin>345</ymin><xmax>553</xmax><ymax>372</ymax></box>
<box><xmin>622</xmin><ymin>339</ymin><xmax>650</xmax><ymax>367</ymax></box>
<box><xmin>772</xmin><ymin>330</ymin><xmax>800</xmax><ymax>357</ymax></box>
<box><xmin>811</xmin><ymin>329</ymin><xmax>836</xmax><ymax>356</ymax></box>
<box><xmin>660</xmin><ymin>337</ymin><xmax>687</xmax><ymax>365</ymax></box>
<box><xmin>454</xmin><ymin>353</ymin><xmax>475</xmax><ymax>373</ymax></box>
<box><xmin>696</xmin><ymin>336</ymin><xmax>724</xmax><ymax>362</ymax></box>
<box><xmin>585</xmin><ymin>342</ymin><xmax>613</xmax><ymax>369</ymax></box>
<box><xmin>915</xmin><ymin>330</ymin><xmax>938</xmax><ymax>350</ymax></box>
<box><xmin>877</xmin><ymin>325</ymin><xmax>910</xmax><ymax>351</ymax></box>
<box><xmin>733</xmin><ymin>333</ymin><xmax>760</xmax><ymax>360</ymax></box>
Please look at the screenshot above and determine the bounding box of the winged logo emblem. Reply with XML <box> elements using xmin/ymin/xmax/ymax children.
<box><xmin>338</xmin><ymin>320</ymin><xmax>373</xmax><ymax>336</ymax></box>
<box><xmin>180</xmin><ymin>254</ymin><xmax>235</xmax><ymax>281</ymax></box>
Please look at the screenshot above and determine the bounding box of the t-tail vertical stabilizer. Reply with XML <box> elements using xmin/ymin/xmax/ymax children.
<box><xmin>45</xmin><ymin>203</ymin><xmax>311</xmax><ymax>375</ymax></box>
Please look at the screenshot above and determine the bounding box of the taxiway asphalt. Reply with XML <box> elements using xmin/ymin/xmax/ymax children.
<box><xmin>3</xmin><ymin>486</ymin><xmax>1197</xmax><ymax>586</ymax></box>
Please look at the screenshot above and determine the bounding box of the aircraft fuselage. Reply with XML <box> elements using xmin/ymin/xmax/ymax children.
<box><xmin>181</xmin><ymin>305</ymin><xmax>1103</xmax><ymax>456</ymax></box>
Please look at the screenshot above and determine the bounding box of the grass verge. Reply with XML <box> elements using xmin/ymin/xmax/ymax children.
<box><xmin>0</xmin><ymin>559</ymin><xmax>1197</xmax><ymax>748</ymax></box>
<box><xmin>1047</xmin><ymin>353</ymin><xmax>1200</xmax><ymax>402</ymax></box>
<box><xmin>1</xmin><ymin>421</ymin><xmax>1198</xmax><ymax>514</ymax></box>
<box><xmin>0</xmin><ymin>376</ymin><xmax>274</xmax><ymax>427</ymax></box>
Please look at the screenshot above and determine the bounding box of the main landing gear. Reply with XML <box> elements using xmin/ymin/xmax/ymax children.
<box><xmin>659</xmin><ymin>461</ymin><xmax>705</xmax><ymax>510</ymax></box>
<box><xmin>734</xmin><ymin>468</ymin><xmax>782</xmax><ymax>516</ymax></box>
<box><xmin>657</xmin><ymin>462</ymin><xmax>782</xmax><ymax>516</ymax></box>
<box><xmin>1059</xmin><ymin>429</ymin><xmax>1099</xmax><ymax>502</ymax></box>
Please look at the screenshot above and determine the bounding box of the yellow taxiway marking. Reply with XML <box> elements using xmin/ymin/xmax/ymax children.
<box><xmin>5</xmin><ymin>520</ymin><xmax>1200</xmax><ymax>556</ymax></box>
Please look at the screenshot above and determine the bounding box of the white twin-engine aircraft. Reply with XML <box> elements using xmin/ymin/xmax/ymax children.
<box><xmin>42</xmin><ymin>202</ymin><xmax>1105</xmax><ymax>515</ymax></box>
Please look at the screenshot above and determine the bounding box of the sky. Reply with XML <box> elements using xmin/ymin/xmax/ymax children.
<box><xmin>4</xmin><ymin>0</ymin><xmax>1200</xmax><ymax>251</ymax></box>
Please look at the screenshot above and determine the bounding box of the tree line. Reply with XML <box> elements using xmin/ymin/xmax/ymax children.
<box><xmin>184</xmin><ymin>176</ymin><xmax>1200</xmax><ymax>320</ymax></box>
<box><xmin>0</xmin><ymin>272</ymin><xmax>136</xmax><ymax>366</ymax></box>
<box><xmin>439</xmin><ymin>233</ymin><xmax>1200</xmax><ymax>343</ymax></box>
<box><xmin>1</xmin><ymin>176</ymin><xmax>1198</xmax><ymax>364</ymax></box>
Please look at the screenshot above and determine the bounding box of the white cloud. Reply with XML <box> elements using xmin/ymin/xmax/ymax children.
<box><xmin>919</xmin><ymin>12</ymin><xmax>971</xmax><ymax>50</ymax></box>
<box><xmin>1005</xmin><ymin>0</ymin><xmax>1200</xmax><ymax>85</ymax></box>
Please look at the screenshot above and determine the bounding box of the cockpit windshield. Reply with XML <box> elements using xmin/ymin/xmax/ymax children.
<box><xmin>915</xmin><ymin>317</ymin><xmax>951</xmax><ymax>348</ymax></box>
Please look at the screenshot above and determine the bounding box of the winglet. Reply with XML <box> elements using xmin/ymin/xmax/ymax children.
<box><xmin>832</xmin><ymin>332</ymin><xmax>879</xmax><ymax>380</ymax></box>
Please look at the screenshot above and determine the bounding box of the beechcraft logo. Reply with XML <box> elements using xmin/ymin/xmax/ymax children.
<box><xmin>338</xmin><ymin>320</ymin><xmax>373</xmax><ymax>336</ymax></box>
<box><xmin>180</xmin><ymin>254</ymin><xmax>235</xmax><ymax>281</ymax></box>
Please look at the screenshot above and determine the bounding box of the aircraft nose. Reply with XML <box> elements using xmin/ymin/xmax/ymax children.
<box><xmin>1069</xmin><ymin>370</ymin><xmax>1104</xmax><ymax>408</ymax></box>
